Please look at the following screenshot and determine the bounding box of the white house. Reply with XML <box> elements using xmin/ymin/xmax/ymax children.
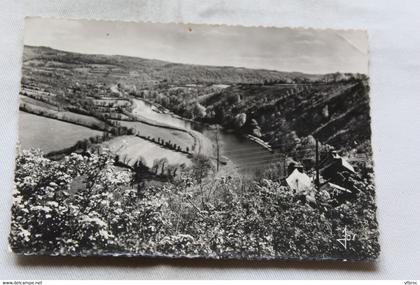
<box><xmin>286</xmin><ymin>168</ymin><xmax>312</xmax><ymax>192</ymax></box>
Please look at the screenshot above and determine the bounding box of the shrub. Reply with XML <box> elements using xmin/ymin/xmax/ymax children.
<box><xmin>10</xmin><ymin>150</ymin><xmax>379</xmax><ymax>259</ymax></box>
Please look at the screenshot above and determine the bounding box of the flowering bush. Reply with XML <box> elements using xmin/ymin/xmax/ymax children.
<box><xmin>10</xmin><ymin>150</ymin><xmax>379</xmax><ymax>260</ymax></box>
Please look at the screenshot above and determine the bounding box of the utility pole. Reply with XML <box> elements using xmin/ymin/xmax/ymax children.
<box><xmin>315</xmin><ymin>139</ymin><xmax>320</xmax><ymax>189</ymax></box>
<box><xmin>215</xmin><ymin>125</ymin><xmax>220</xmax><ymax>172</ymax></box>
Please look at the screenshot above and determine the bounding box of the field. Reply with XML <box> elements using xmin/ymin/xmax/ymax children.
<box><xmin>102</xmin><ymin>135</ymin><xmax>192</xmax><ymax>168</ymax></box>
<box><xmin>20</xmin><ymin>95</ymin><xmax>58</xmax><ymax>110</ymax></box>
<box><xmin>18</xmin><ymin>111</ymin><xmax>104</xmax><ymax>153</ymax></box>
<box><xmin>20</xmin><ymin>100</ymin><xmax>107</xmax><ymax>131</ymax></box>
<box><xmin>116</xmin><ymin>120</ymin><xmax>195</xmax><ymax>152</ymax></box>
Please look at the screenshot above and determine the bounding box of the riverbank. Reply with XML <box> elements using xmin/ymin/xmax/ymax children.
<box><xmin>128</xmin><ymin>98</ymin><xmax>213</xmax><ymax>156</ymax></box>
<box><xmin>129</xmin><ymin>98</ymin><xmax>277</xmax><ymax>175</ymax></box>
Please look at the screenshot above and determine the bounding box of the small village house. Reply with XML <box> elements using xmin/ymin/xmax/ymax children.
<box><xmin>286</xmin><ymin>168</ymin><xmax>312</xmax><ymax>193</ymax></box>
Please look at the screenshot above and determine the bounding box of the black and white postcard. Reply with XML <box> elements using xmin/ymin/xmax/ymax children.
<box><xmin>10</xmin><ymin>17</ymin><xmax>380</xmax><ymax>260</ymax></box>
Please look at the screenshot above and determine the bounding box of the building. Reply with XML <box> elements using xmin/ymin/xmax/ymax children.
<box><xmin>321</xmin><ymin>151</ymin><xmax>355</xmax><ymax>179</ymax></box>
<box><xmin>286</xmin><ymin>168</ymin><xmax>312</xmax><ymax>193</ymax></box>
<box><xmin>319</xmin><ymin>182</ymin><xmax>354</xmax><ymax>204</ymax></box>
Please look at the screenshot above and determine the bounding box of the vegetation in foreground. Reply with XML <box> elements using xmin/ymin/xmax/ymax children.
<box><xmin>10</xmin><ymin>150</ymin><xmax>379</xmax><ymax>260</ymax></box>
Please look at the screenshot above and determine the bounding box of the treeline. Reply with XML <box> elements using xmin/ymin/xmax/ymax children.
<box><xmin>45</xmin><ymin>124</ymin><xmax>138</xmax><ymax>160</ymax></box>
<box><xmin>20</xmin><ymin>103</ymin><xmax>110</xmax><ymax>132</ymax></box>
<box><xmin>20</xmin><ymin>89</ymin><xmax>59</xmax><ymax>108</ymax></box>
<box><xmin>110</xmin><ymin>121</ymin><xmax>192</xmax><ymax>154</ymax></box>
<box><xmin>145</xmin><ymin>136</ymin><xmax>189</xmax><ymax>154</ymax></box>
<box><xmin>136</xmin><ymin>87</ymin><xmax>210</xmax><ymax>120</ymax></box>
<box><xmin>20</xmin><ymin>100</ymin><xmax>134</xmax><ymax>136</ymax></box>
<box><xmin>46</xmin><ymin>121</ymin><xmax>193</xmax><ymax>162</ymax></box>
<box><xmin>197</xmin><ymin>80</ymin><xmax>369</xmax><ymax>155</ymax></box>
<box><xmin>45</xmin><ymin>132</ymin><xmax>113</xmax><ymax>160</ymax></box>
<box><xmin>21</xmin><ymin>79</ymin><xmax>135</xmax><ymax>125</ymax></box>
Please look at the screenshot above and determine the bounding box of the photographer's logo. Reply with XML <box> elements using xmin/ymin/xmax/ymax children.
<box><xmin>337</xmin><ymin>226</ymin><xmax>356</xmax><ymax>249</ymax></box>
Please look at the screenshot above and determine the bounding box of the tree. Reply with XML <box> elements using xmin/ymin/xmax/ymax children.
<box><xmin>192</xmin><ymin>102</ymin><xmax>207</xmax><ymax>119</ymax></box>
<box><xmin>214</xmin><ymin>107</ymin><xmax>225</xmax><ymax>123</ymax></box>
<box><xmin>133</xmin><ymin>157</ymin><xmax>148</xmax><ymax>182</ymax></box>
<box><xmin>9</xmin><ymin>150</ymin><xmax>132</xmax><ymax>255</ymax></box>
<box><xmin>234</xmin><ymin>113</ymin><xmax>247</xmax><ymax>128</ymax></box>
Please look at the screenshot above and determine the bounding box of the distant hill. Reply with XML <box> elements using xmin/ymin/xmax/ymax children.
<box><xmin>20</xmin><ymin>45</ymin><xmax>372</xmax><ymax>157</ymax></box>
<box><xmin>21</xmin><ymin>45</ymin><xmax>361</xmax><ymax>87</ymax></box>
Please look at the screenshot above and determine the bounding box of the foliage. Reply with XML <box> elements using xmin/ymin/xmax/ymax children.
<box><xmin>10</xmin><ymin>150</ymin><xmax>131</xmax><ymax>255</ymax></box>
<box><xmin>190</xmin><ymin>154</ymin><xmax>215</xmax><ymax>184</ymax></box>
<box><xmin>201</xmin><ymin>81</ymin><xmax>371</xmax><ymax>154</ymax></box>
<box><xmin>10</xmin><ymin>150</ymin><xmax>379</xmax><ymax>260</ymax></box>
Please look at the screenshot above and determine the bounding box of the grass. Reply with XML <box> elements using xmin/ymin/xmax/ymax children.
<box><xmin>20</xmin><ymin>102</ymin><xmax>108</xmax><ymax>130</ymax></box>
<box><xmin>18</xmin><ymin>111</ymin><xmax>104</xmax><ymax>153</ymax></box>
<box><xmin>20</xmin><ymin>95</ymin><xmax>58</xmax><ymax>110</ymax></box>
<box><xmin>102</xmin><ymin>135</ymin><xmax>192</xmax><ymax>167</ymax></box>
<box><xmin>116</xmin><ymin>120</ymin><xmax>195</xmax><ymax>152</ymax></box>
<box><xmin>127</xmin><ymin>99</ymin><xmax>215</xmax><ymax>156</ymax></box>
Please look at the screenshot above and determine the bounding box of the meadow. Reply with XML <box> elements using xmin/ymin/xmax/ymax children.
<box><xmin>116</xmin><ymin>120</ymin><xmax>196</xmax><ymax>153</ymax></box>
<box><xmin>18</xmin><ymin>111</ymin><xmax>104</xmax><ymax>153</ymax></box>
<box><xmin>102</xmin><ymin>135</ymin><xmax>192</xmax><ymax>168</ymax></box>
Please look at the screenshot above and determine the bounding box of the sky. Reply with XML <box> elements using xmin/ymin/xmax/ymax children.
<box><xmin>24</xmin><ymin>17</ymin><xmax>368</xmax><ymax>74</ymax></box>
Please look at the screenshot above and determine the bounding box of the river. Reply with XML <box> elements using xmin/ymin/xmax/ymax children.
<box><xmin>132</xmin><ymin>99</ymin><xmax>277</xmax><ymax>175</ymax></box>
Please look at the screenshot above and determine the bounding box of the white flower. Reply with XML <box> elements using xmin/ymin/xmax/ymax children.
<box><xmin>18</xmin><ymin>227</ymin><xmax>31</xmax><ymax>242</ymax></box>
<box><xmin>81</xmin><ymin>215</ymin><xmax>107</xmax><ymax>228</ymax></box>
<box><xmin>98</xmin><ymin>229</ymin><xmax>112</xmax><ymax>239</ymax></box>
<box><xmin>31</xmin><ymin>205</ymin><xmax>52</xmax><ymax>213</ymax></box>
<box><xmin>46</xmin><ymin>201</ymin><xmax>59</xmax><ymax>208</ymax></box>
<box><xmin>114</xmin><ymin>208</ymin><xmax>123</xmax><ymax>215</ymax></box>
<box><xmin>23</xmin><ymin>176</ymin><xmax>36</xmax><ymax>187</ymax></box>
